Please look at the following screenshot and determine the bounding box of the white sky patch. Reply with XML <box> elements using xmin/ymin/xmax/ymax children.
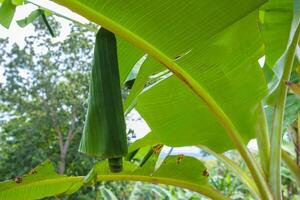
<box><xmin>126</xmin><ymin>109</ymin><xmax>151</xmax><ymax>141</ymax></box>
<box><xmin>18</xmin><ymin>68</ymin><xmax>31</xmax><ymax>79</ymax></box>
<box><xmin>258</xmin><ymin>56</ymin><xmax>265</xmax><ymax>68</ymax></box>
<box><xmin>170</xmin><ymin>146</ymin><xmax>202</xmax><ymax>157</ymax></box>
<box><xmin>248</xmin><ymin>139</ymin><xmax>258</xmax><ymax>151</ymax></box>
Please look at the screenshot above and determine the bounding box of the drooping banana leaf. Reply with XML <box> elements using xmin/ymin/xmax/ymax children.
<box><xmin>86</xmin><ymin>156</ymin><xmax>228</xmax><ymax>200</ymax></box>
<box><xmin>134</xmin><ymin>12</ymin><xmax>266</xmax><ymax>152</ymax></box>
<box><xmin>0</xmin><ymin>157</ymin><xmax>229</xmax><ymax>200</ymax></box>
<box><xmin>0</xmin><ymin>161</ymin><xmax>83</xmax><ymax>200</ymax></box>
<box><xmin>52</xmin><ymin>0</ymin><xmax>268</xmax><ymax>154</ymax></box>
<box><xmin>0</xmin><ymin>0</ymin><xmax>16</xmax><ymax>28</ymax></box>
<box><xmin>259</xmin><ymin>0</ymin><xmax>296</xmax><ymax>68</ymax></box>
<box><xmin>260</xmin><ymin>0</ymin><xmax>300</xmax><ymax>102</ymax></box>
<box><xmin>16</xmin><ymin>9</ymin><xmax>42</xmax><ymax>27</ymax></box>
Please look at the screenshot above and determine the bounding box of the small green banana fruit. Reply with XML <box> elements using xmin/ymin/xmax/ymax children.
<box><xmin>79</xmin><ymin>28</ymin><xmax>127</xmax><ymax>173</ymax></box>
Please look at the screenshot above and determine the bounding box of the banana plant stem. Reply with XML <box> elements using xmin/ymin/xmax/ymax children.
<box><xmin>269</xmin><ymin>24</ymin><xmax>300</xmax><ymax>200</ymax></box>
<box><xmin>255</xmin><ymin>102</ymin><xmax>270</xmax><ymax>178</ymax></box>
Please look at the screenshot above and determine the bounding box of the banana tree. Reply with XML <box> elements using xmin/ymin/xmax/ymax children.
<box><xmin>0</xmin><ymin>0</ymin><xmax>300</xmax><ymax>199</ymax></box>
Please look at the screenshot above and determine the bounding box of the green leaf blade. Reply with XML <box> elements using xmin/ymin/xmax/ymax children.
<box><xmin>0</xmin><ymin>161</ymin><xmax>83</xmax><ymax>200</ymax></box>
<box><xmin>0</xmin><ymin>0</ymin><xmax>16</xmax><ymax>28</ymax></box>
<box><xmin>16</xmin><ymin>9</ymin><xmax>41</xmax><ymax>28</ymax></box>
<box><xmin>93</xmin><ymin>156</ymin><xmax>229</xmax><ymax>200</ymax></box>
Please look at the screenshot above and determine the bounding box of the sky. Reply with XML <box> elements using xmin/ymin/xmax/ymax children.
<box><xmin>0</xmin><ymin>0</ymin><xmax>258</xmax><ymax>161</ymax></box>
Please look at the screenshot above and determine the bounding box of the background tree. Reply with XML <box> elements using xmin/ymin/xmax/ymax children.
<box><xmin>0</xmin><ymin>17</ymin><xmax>95</xmax><ymax>178</ymax></box>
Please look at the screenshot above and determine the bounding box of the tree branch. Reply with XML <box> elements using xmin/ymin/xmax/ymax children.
<box><xmin>62</xmin><ymin>108</ymin><xmax>79</xmax><ymax>155</ymax></box>
<box><xmin>50</xmin><ymin>108</ymin><xmax>64</xmax><ymax>152</ymax></box>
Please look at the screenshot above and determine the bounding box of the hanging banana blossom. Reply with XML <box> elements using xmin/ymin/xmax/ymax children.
<box><xmin>79</xmin><ymin>28</ymin><xmax>128</xmax><ymax>173</ymax></box>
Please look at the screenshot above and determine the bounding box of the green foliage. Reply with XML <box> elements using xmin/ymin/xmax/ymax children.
<box><xmin>260</xmin><ymin>0</ymin><xmax>300</xmax><ymax>197</ymax></box>
<box><xmin>0</xmin><ymin>18</ymin><xmax>215</xmax><ymax>199</ymax></box>
<box><xmin>0</xmin><ymin>0</ymin><xmax>16</xmax><ymax>28</ymax></box>
<box><xmin>83</xmin><ymin>156</ymin><xmax>226</xmax><ymax>199</ymax></box>
<box><xmin>0</xmin><ymin>19</ymin><xmax>95</xmax><ymax>179</ymax></box>
<box><xmin>11</xmin><ymin>0</ymin><xmax>22</xmax><ymax>6</ymax></box>
<box><xmin>0</xmin><ymin>0</ymin><xmax>300</xmax><ymax>199</ymax></box>
<box><xmin>0</xmin><ymin>155</ymin><xmax>218</xmax><ymax>199</ymax></box>
<box><xmin>16</xmin><ymin>9</ymin><xmax>42</xmax><ymax>27</ymax></box>
<box><xmin>57</xmin><ymin>0</ymin><xmax>267</xmax><ymax>154</ymax></box>
<box><xmin>208</xmin><ymin>151</ymin><xmax>254</xmax><ymax>200</ymax></box>
<box><xmin>259</xmin><ymin>0</ymin><xmax>296</xmax><ymax>68</ymax></box>
<box><xmin>0</xmin><ymin>161</ymin><xmax>83</xmax><ymax>200</ymax></box>
<box><xmin>262</xmin><ymin>0</ymin><xmax>300</xmax><ymax>102</ymax></box>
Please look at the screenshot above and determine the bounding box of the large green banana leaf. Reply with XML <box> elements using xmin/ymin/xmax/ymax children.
<box><xmin>0</xmin><ymin>161</ymin><xmax>83</xmax><ymax>200</ymax></box>
<box><xmin>89</xmin><ymin>156</ymin><xmax>228</xmax><ymax>199</ymax></box>
<box><xmin>0</xmin><ymin>0</ymin><xmax>16</xmax><ymax>28</ymax></box>
<box><xmin>259</xmin><ymin>0</ymin><xmax>297</xmax><ymax>68</ymax></box>
<box><xmin>0</xmin><ymin>0</ymin><xmax>276</xmax><ymax>198</ymax></box>
<box><xmin>0</xmin><ymin>157</ymin><xmax>228</xmax><ymax>200</ymax></box>
<box><xmin>260</xmin><ymin>0</ymin><xmax>300</xmax><ymax>101</ymax></box>
<box><xmin>135</xmin><ymin>12</ymin><xmax>265</xmax><ymax>151</ymax></box>
<box><xmin>52</xmin><ymin>0</ymin><xmax>267</xmax><ymax>153</ymax></box>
